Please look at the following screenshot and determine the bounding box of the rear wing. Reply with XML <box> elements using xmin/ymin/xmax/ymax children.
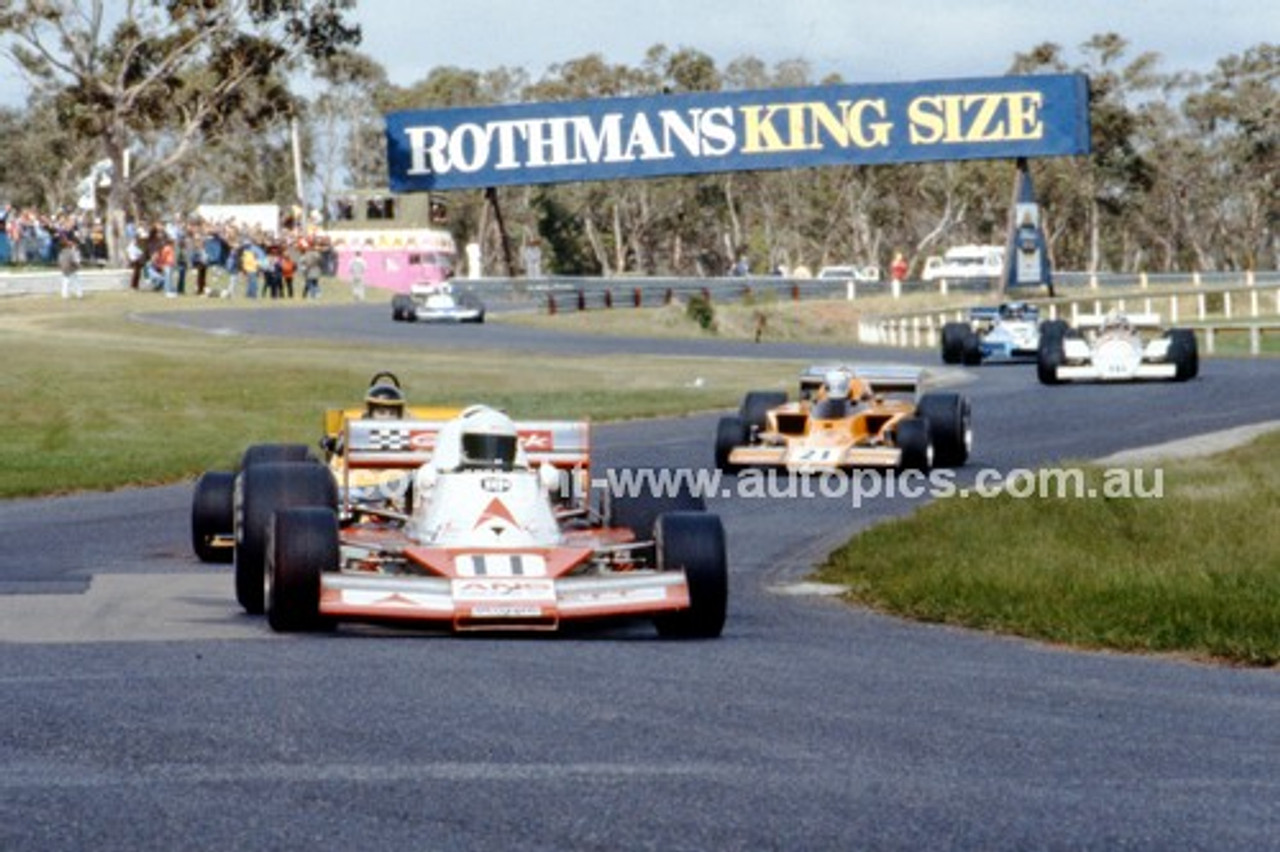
<box><xmin>968</xmin><ymin>303</ymin><xmax>1039</xmax><ymax>323</ymax></box>
<box><xmin>800</xmin><ymin>364</ymin><xmax>928</xmax><ymax>399</ymax></box>
<box><xmin>343</xmin><ymin>417</ymin><xmax>591</xmax><ymax>471</ymax></box>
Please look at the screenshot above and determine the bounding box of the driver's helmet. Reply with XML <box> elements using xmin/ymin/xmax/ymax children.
<box><xmin>365</xmin><ymin>382</ymin><xmax>406</xmax><ymax>420</ymax></box>
<box><xmin>457</xmin><ymin>405</ymin><xmax>520</xmax><ymax>470</ymax></box>
<box><xmin>823</xmin><ymin>370</ymin><xmax>853</xmax><ymax>400</ymax></box>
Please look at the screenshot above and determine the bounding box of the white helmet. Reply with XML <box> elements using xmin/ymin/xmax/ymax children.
<box><xmin>457</xmin><ymin>405</ymin><xmax>520</xmax><ymax>470</ymax></box>
<box><xmin>823</xmin><ymin>370</ymin><xmax>852</xmax><ymax>399</ymax></box>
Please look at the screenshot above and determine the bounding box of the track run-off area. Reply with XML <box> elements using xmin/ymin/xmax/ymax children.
<box><xmin>3</xmin><ymin>302</ymin><xmax>1278</xmax><ymax>852</ymax></box>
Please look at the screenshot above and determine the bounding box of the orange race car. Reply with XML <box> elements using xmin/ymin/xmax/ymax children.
<box><xmin>714</xmin><ymin>365</ymin><xmax>971</xmax><ymax>473</ymax></box>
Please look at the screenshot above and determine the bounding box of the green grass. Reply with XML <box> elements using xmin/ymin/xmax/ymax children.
<box><xmin>0</xmin><ymin>292</ymin><xmax>802</xmax><ymax>497</ymax></box>
<box><xmin>815</xmin><ymin>434</ymin><xmax>1280</xmax><ymax>666</ymax></box>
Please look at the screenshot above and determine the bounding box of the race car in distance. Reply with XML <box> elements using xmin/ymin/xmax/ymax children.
<box><xmin>940</xmin><ymin>301</ymin><xmax>1041</xmax><ymax>365</ymax></box>
<box><xmin>190</xmin><ymin>372</ymin><xmax>459</xmax><ymax>566</ymax></box>
<box><xmin>1037</xmin><ymin>311</ymin><xmax>1199</xmax><ymax>384</ymax></box>
<box><xmin>714</xmin><ymin>365</ymin><xmax>971</xmax><ymax>473</ymax></box>
<box><xmin>391</xmin><ymin>281</ymin><xmax>485</xmax><ymax>323</ymax></box>
<box><xmin>195</xmin><ymin>403</ymin><xmax>728</xmax><ymax>638</ymax></box>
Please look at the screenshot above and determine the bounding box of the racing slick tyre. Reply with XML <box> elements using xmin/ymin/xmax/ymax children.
<box><xmin>191</xmin><ymin>471</ymin><xmax>235</xmax><ymax>563</ymax></box>
<box><xmin>940</xmin><ymin>322</ymin><xmax>969</xmax><ymax>365</ymax></box>
<box><xmin>391</xmin><ymin>294</ymin><xmax>414</xmax><ymax>322</ymax></box>
<box><xmin>714</xmin><ymin>416</ymin><xmax>747</xmax><ymax>473</ymax></box>
<box><xmin>896</xmin><ymin>417</ymin><xmax>934</xmax><ymax>472</ymax></box>
<box><xmin>653</xmin><ymin>511</ymin><xmax>728</xmax><ymax>639</ymax></box>
<box><xmin>916</xmin><ymin>393</ymin><xmax>971</xmax><ymax>467</ymax></box>
<box><xmin>266</xmin><ymin>507</ymin><xmax>339</xmax><ymax>632</ymax></box>
<box><xmin>1037</xmin><ymin>320</ymin><xmax>1069</xmax><ymax>385</ymax></box>
<box><xmin>608</xmin><ymin>468</ymin><xmax>707</xmax><ymax>561</ymax></box>
<box><xmin>739</xmin><ymin>391</ymin><xmax>787</xmax><ymax>436</ymax></box>
<box><xmin>235</xmin><ymin>461</ymin><xmax>339</xmax><ymax>615</ymax></box>
<box><xmin>239</xmin><ymin>443</ymin><xmax>315</xmax><ymax>471</ymax></box>
<box><xmin>1167</xmin><ymin>329</ymin><xmax>1199</xmax><ymax>381</ymax></box>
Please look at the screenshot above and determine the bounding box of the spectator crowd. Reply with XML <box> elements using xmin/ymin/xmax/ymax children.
<box><xmin>0</xmin><ymin>204</ymin><xmax>339</xmax><ymax>301</ymax></box>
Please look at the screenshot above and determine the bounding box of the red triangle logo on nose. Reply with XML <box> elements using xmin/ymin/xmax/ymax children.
<box><xmin>474</xmin><ymin>497</ymin><xmax>519</xmax><ymax>530</ymax></box>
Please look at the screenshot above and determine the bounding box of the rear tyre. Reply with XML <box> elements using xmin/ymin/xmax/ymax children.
<box><xmin>267</xmin><ymin>507</ymin><xmax>338</xmax><ymax>633</ymax></box>
<box><xmin>1037</xmin><ymin>320</ymin><xmax>1068</xmax><ymax>385</ymax></box>
<box><xmin>191</xmin><ymin>471</ymin><xmax>235</xmax><ymax>563</ymax></box>
<box><xmin>235</xmin><ymin>462</ymin><xmax>338</xmax><ymax>615</ymax></box>
<box><xmin>739</xmin><ymin>391</ymin><xmax>787</xmax><ymax>435</ymax></box>
<box><xmin>896</xmin><ymin>417</ymin><xmax>934</xmax><ymax>472</ymax></box>
<box><xmin>915</xmin><ymin>393</ymin><xmax>971</xmax><ymax>467</ymax></box>
<box><xmin>714</xmin><ymin>416</ymin><xmax>746</xmax><ymax>473</ymax></box>
<box><xmin>653</xmin><ymin>512</ymin><xmax>727</xmax><ymax>639</ymax></box>
<box><xmin>1167</xmin><ymin>329</ymin><xmax>1199</xmax><ymax>381</ymax></box>
<box><xmin>240</xmin><ymin>443</ymin><xmax>314</xmax><ymax>471</ymax></box>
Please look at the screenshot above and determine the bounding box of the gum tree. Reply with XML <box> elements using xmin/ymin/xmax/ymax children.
<box><xmin>0</xmin><ymin>0</ymin><xmax>360</xmax><ymax>259</ymax></box>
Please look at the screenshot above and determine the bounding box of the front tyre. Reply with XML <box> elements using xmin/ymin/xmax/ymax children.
<box><xmin>267</xmin><ymin>507</ymin><xmax>338</xmax><ymax>633</ymax></box>
<box><xmin>1037</xmin><ymin>320</ymin><xmax>1068</xmax><ymax>385</ymax></box>
<box><xmin>916</xmin><ymin>393</ymin><xmax>971</xmax><ymax>467</ymax></box>
<box><xmin>236</xmin><ymin>462</ymin><xmax>338</xmax><ymax>615</ymax></box>
<box><xmin>714</xmin><ymin>416</ymin><xmax>746</xmax><ymax>473</ymax></box>
<box><xmin>653</xmin><ymin>512</ymin><xmax>728</xmax><ymax>639</ymax></box>
<box><xmin>1167</xmin><ymin>329</ymin><xmax>1199</xmax><ymax>381</ymax></box>
<box><xmin>896</xmin><ymin>417</ymin><xmax>934</xmax><ymax>472</ymax></box>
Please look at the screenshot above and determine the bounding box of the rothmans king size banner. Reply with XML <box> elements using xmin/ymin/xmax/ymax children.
<box><xmin>386</xmin><ymin>73</ymin><xmax>1090</xmax><ymax>192</ymax></box>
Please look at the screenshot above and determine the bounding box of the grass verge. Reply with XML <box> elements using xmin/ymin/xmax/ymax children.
<box><xmin>0</xmin><ymin>292</ymin><xmax>802</xmax><ymax>498</ymax></box>
<box><xmin>815</xmin><ymin>431</ymin><xmax>1280</xmax><ymax>666</ymax></box>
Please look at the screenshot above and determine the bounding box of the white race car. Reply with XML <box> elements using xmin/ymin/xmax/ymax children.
<box><xmin>391</xmin><ymin>282</ymin><xmax>485</xmax><ymax>323</ymax></box>
<box><xmin>228</xmin><ymin>405</ymin><xmax>728</xmax><ymax>638</ymax></box>
<box><xmin>1037</xmin><ymin>312</ymin><xmax>1199</xmax><ymax>384</ymax></box>
<box><xmin>941</xmin><ymin>302</ymin><xmax>1042</xmax><ymax>365</ymax></box>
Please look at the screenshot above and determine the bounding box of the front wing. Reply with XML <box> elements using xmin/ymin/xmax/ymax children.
<box><xmin>727</xmin><ymin>444</ymin><xmax>903</xmax><ymax>471</ymax></box>
<box><xmin>317</xmin><ymin>571</ymin><xmax>691</xmax><ymax>631</ymax></box>
<box><xmin>1053</xmin><ymin>362</ymin><xmax>1178</xmax><ymax>382</ymax></box>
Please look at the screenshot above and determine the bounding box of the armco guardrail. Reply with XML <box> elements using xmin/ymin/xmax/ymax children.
<box><xmin>489</xmin><ymin>270</ymin><xmax>1278</xmax><ymax>314</ymax></box>
<box><xmin>860</xmin><ymin>273</ymin><xmax>1280</xmax><ymax>355</ymax></box>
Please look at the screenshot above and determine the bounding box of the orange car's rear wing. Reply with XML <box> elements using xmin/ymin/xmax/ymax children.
<box><xmin>799</xmin><ymin>364</ymin><xmax>929</xmax><ymax>399</ymax></box>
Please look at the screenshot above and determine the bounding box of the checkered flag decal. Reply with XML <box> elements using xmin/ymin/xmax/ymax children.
<box><xmin>367</xmin><ymin>427</ymin><xmax>411</xmax><ymax>451</ymax></box>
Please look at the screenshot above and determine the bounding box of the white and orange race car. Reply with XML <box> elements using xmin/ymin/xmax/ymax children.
<box><xmin>194</xmin><ymin>402</ymin><xmax>727</xmax><ymax>638</ymax></box>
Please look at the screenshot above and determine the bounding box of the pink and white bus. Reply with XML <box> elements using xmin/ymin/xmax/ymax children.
<box><xmin>320</xmin><ymin>190</ymin><xmax>455</xmax><ymax>294</ymax></box>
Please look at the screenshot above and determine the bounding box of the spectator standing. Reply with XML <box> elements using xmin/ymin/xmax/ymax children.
<box><xmin>280</xmin><ymin>245</ymin><xmax>297</xmax><ymax>298</ymax></box>
<box><xmin>58</xmin><ymin>236</ymin><xmax>83</xmax><ymax>299</ymax></box>
<box><xmin>890</xmin><ymin>251</ymin><xmax>908</xmax><ymax>299</ymax></box>
<box><xmin>154</xmin><ymin>238</ymin><xmax>177</xmax><ymax>297</ymax></box>
<box><xmin>348</xmin><ymin>250</ymin><xmax>367</xmax><ymax>301</ymax></box>
<box><xmin>126</xmin><ymin>238</ymin><xmax>145</xmax><ymax>290</ymax></box>
<box><xmin>241</xmin><ymin>241</ymin><xmax>261</xmax><ymax>299</ymax></box>
<box><xmin>301</xmin><ymin>241</ymin><xmax>323</xmax><ymax>299</ymax></box>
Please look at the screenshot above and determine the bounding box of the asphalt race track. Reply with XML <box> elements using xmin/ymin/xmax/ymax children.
<box><xmin>3</xmin><ymin>304</ymin><xmax>1278</xmax><ymax>852</ymax></box>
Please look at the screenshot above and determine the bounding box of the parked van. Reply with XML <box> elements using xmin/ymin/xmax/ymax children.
<box><xmin>921</xmin><ymin>245</ymin><xmax>1005</xmax><ymax>282</ymax></box>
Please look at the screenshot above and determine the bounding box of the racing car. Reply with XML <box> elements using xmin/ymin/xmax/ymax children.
<box><xmin>714</xmin><ymin>365</ymin><xmax>971</xmax><ymax>473</ymax></box>
<box><xmin>940</xmin><ymin>301</ymin><xmax>1042</xmax><ymax>365</ymax></box>
<box><xmin>391</xmin><ymin>281</ymin><xmax>485</xmax><ymax>323</ymax></box>
<box><xmin>1037</xmin><ymin>311</ymin><xmax>1199</xmax><ymax>384</ymax></box>
<box><xmin>196</xmin><ymin>404</ymin><xmax>728</xmax><ymax>638</ymax></box>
